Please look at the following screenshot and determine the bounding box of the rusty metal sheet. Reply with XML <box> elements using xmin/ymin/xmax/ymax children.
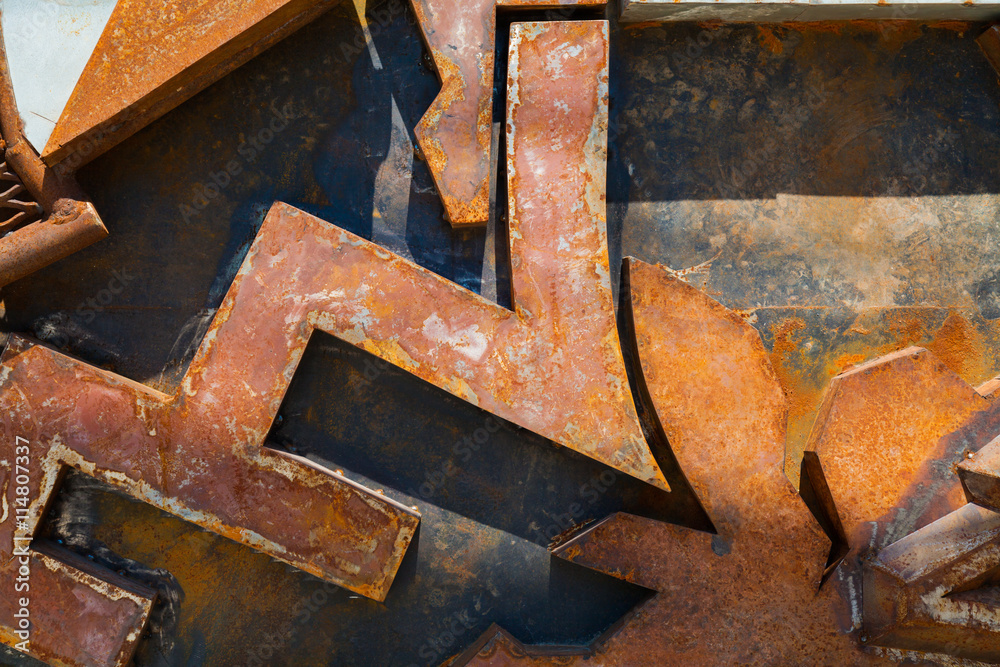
<box><xmin>806</xmin><ymin>347</ymin><xmax>994</xmax><ymax>548</ymax></box>
<box><xmin>539</xmin><ymin>259</ymin><xmax>858</xmax><ymax>665</ymax></box>
<box><xmin>199</xmin><ymin>19</ymin><xmax>662</xmax><ymax>491</ymax></box>
<box><xmin>864</xmin><ymin>502</ymin><xmax>1000</xmax><ymax>661</ymax></box>
<box><xmin>0</xmin><ymin>204</ymin><xmax>427</xmax><ymax>661</ymax></box>
<box><xmin>960</xmin><ymin>436</ymin><xmax>1000</xmax><ymax>512</ymax></box>
<box><xmin>0</xmin><ymin>18</ymin><xmax>668</xmax><ymax>662</ymax></box>
<box><xmin>979</xmin><ymin>24</ymin><xmax>1000</xmax><ymax>76</ymax></box>
<box><xmin>458</xmin><ymin>260</ymin><xmax>856</xmax><ymax>665</ymax></box>
<box><xmin>0</xmin><ymin>540</ymin><xmax>156</xmax><ymax>667</ymax></box>
<box><xmin>0</xmin><ymin>28</ymin><xmax>108</xmax><ymax>289</ymax></box>
<box><xmin>41</xmin><ymin>0</ymin><xmax>338</xmax><ymax>168</ymax></box>
<box><xmin>0</xmin><ymin>330</ymin><xmax>421</xmax><ymax>596</ymax></box>
<box><xmin>410</xmin><ymin>0</ymin><xmax>604</xmax><ymax>226</ymax></box>
<box><xmin>455</xmin><ymin>258</ymin><xmax>1000</xmax><ymax>666</ymax></box>
<box><xmin>457</xmin><ymin>260</ymin><xmax>850</xmax><ymax>664</ymax></box>
<box><xmin>0</xmin><ymin>0</ymin><xmax>346</xmax><ymax>287</ymax></box>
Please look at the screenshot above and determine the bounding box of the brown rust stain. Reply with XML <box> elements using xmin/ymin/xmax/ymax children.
<box><xmin>806</xmin><ymin>346</ymin><xmax>990</xmax><ymax>548</ymax></box>
<box><xmin>924</xmin><ymin>312</ymin><xmax>987</xmax><ymax>381</ymax></box>
<box><xmin>756</xmin><ymin>25</ymin><xmax>784</xmax><ymax>55</ymax></box>
<box><xmin>762</xmin><ymin>307</ymin><xmax>1000</xmax><ymax>486</ymax></box>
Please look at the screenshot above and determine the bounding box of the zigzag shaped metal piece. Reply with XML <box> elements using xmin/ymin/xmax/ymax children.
<box><xmin>0</xmin><ymin>17</ymin><xmax>668</xmax><ymax>665</ymax></box>
<box><xmin>456</xmin><ymin>258</ymin><xmax>1000</xmax><ymax>665</ymax></box>
<box><xmin>410</xmin><ymin>0</ymin><xmax>605</xmax><ymax>225</ymax></box>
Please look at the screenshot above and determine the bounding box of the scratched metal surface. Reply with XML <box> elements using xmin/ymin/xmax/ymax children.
<box><xmin>1</xmin><ymin>1</ymin><xmax>1000</xmax><ymax>665</ymax></box>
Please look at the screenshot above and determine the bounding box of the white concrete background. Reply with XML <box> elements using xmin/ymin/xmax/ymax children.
<box><xmin>1</xmin><ymin>0</ymin><xmax>119</xmax><ymax>151</ymax></box>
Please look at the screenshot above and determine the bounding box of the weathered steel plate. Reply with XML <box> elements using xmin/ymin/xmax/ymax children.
<box><xmin>456</xmin><ymin>259</ymin><xmax>1000</xmax><ymax>665</ymax></box>
<box><xmin>2</xmin><ymin>5</ymin><xmax>1000</xmax><ymax>665</ymax></box>
<box><xmin>41</xmin><ymin>0</ymin><xmax>340</xmax><ymax>168</ymax></box>
<box><xmin>410</xmin><ymin>0</ymin><xmax>604</xmax><ymax>226</ymax></box>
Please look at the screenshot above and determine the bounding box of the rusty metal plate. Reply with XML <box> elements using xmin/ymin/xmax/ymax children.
<box><xmin>210</xmin><ymin>18</ymin><xmax>665</xmax><ymax>492</ymax></box>
<box><xmin>410</xmin><ymin>0</ymin><xmax>604</xmax><ymax>226</ymax></box>
<box><xmin>0</xmin><ymin>540</ymin><xmax>156</xmax><ymax>667</ymax></box>
<box><xmin>807</xmin><ymin>346</ymin><xmax>997</xmax><ymax>548</ymax></box>
<box><xmin>864</xmin><ymin>502</ymin><xmax>1000</xmax><ymax>660</ymax></box>
<box><xmin>960</xmin><ymin>436</ymin><xmax>1000</xmax><ymax>511</ymax></box>
<box><xmin>0</xmin><ymin>16</ymin><xmax>669</xmax><ymax>664</ymax></box>
<box><xmin>0</xmin><ymin>0</ymin><xmax>343</xmax><ymax>289</ymax></box>
<box><xmin>456</xmin><ymin>258</ymin><xmax>1000</xmax><ymax>665</ymax></box>
<box><xmin>41</xmin><ymin>0</ymin><xmax>339</xmax><ymax>168</ymax></box>
<box><xmin>0</xmin><ymin>207</ymin><xmax>425</xmax><ymax>662</ymax></box>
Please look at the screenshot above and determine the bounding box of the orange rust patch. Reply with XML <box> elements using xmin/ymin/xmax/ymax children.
<box><xmin>623</xmin><ymin>20</ymin><xmax>662</xmax><ymax>30</ymax></box>
<box><xmin>756</xmin><ymin>26</ymin><xmax>784</xmax><ymax>55</ymax></box>
<box><xmin>925</xmin><ymin>312</ymin><xmax>984</xmax><ymax>380</ymax></box>
<box><xmin>832</xmin><ymin>353</ymin><xmax>866</xmax><ymax>373</ymax></box>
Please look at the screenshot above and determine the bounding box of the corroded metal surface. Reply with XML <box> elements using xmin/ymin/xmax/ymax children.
<box><xmin>0</xmin><ymin>18</ymin><xmax>669</xmax><ymax>663</ymax></box>
<box><xmin>543</xmin><ymin>260</ymin><xmax>855</xmax><ymax>665</ymax></box>
<box><xmin>456</xmin><ymin>258</ymin><xmax>1000</xmax><ymax>666</ymax></box>
<box><xmin>0</xmin><ymin>327</ymin><xmax>421</xmax><ymax>594</ymax></box>
<box><xmin>807</xmin><ymin>347</ymin><xmax>994</xmax><ymax>548</ymax></box>
<box><xmin>0</xmin><ymin>27</ymin><xmax>107</xmax><ymax>289</ymax></box>
<box><xmin>3</xmin><ymin>9</ymin><xmax>1000</xmax><ymax>664</ymax></box>
<box><xmin>458</xmin><ymin>259</ymin><xmax>848</xmax><ymax>664</ymax></box>
<box><xmin>0</xmin><ymin>0</ymin><xmax>344</xmax><ymax>286</ymax></box>
<box><xmin>224</xmin><ymin>19</ymin><xmax>663</xmax><ymax>491</ymax></box>
<box><xmin>410</xmin><ymin>0</ymin><xmax>604</xmax><ymax>226</ymax></box>
<box><xmin>492</xmin><ymin>19</ymin><xmax>664</xmax><ymax>488</ymax></box>
<box><xmin>0</xmin><ymin>541</ymin><xmax>156</xmax><ymax>667</ymax></box>
<box><xmin>758</xmin><ymin>308</ymin><xmax>1000</xmax><ymax>487</ymax></box>
<box><xmin>0</xmin><ymin>206</ymin><xmax>427</xmax><ymax>661</ymax></box>
<box><xmin>41</xmin><ymin>0</ymin><xmax>338</xmax><ymax>168</ymax></box>
<box><xmin>980</xmin><ymin>24</ymin><xmax>1000</xmax><ymax>75</ymax></box>
<box><xmin>960</xmin><ymin>435</ymin><xmax>1000</xmax><ymax>512</ymax></box>
<box><xmin>864</xmin><ymin>502</ymin><xmax>1000</xmax><ymax>660</ymax></box>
